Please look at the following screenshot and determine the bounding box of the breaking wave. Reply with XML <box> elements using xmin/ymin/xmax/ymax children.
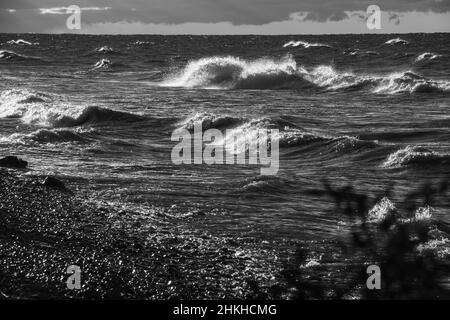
<box><xmin>89</xmin><ymin>59</ymin><xmax>129</xmax><ymax>72</ymax></box>
<box><xmin>0</xmin><ymin>50</ymin><xmax>28</xmax><ymax>61</ymax></box>
<box><xmin>161</xmin><ymin>55</ymin><xmax>450</xmax><ymax>93</ymax></box>
<box><xmin>415</xmin><ymin>52</ymin><xmax>443</xmax><ymax>63</ymax></box>
<box><xmin>305</xmin><ymin>67</ymin><xmax>450</xmax><ymax>94</ymax></box>
<box><xmin>6</xmin><ymin>39</ymin><xmax>39</xmax><ymax>46</ymax></box>
<box><xmin>368</xmin><ymin>198</ymin><xmax>450</xmax><ymax>258</ymax></box>
<box><xmin>305</xmin><ymin>67</ymin><xmax>448</xmax><ymax>93</ymax></box>
<box><xmin>210</xmin><ymin>118</ymin><xmax>325</xmax><ymax>153</ymax></box>
<box><xmin>161</xmin><ymin>55</ymin><xmax>311</xmax><ymax>90</ymax></box>
<box><xmin>344</xmin><ymin>49</ymin><xmax>379</xmax><ymax>57</ymax></box>
<box><xmin>91</xmin><ymin>58</ymin><xmax>113</xmax><ymax>71</ymax></box>
<box><xmin>382</xmin><ymin>145</ymin><xmax>450</xmax><ymax>168</ymax></box>
<box><xmin>241</xmin><ymin>176</ymin><xmax>292</xmax><ymax>194</ymax></box>
<box><xmin>0</xmin><ymin>50</ymin><xmax>44</xmax><ymax>63</ymax></box>
<box><xmin>368</xmin><ymin>197</ymin><xmax>396</xmax><ymax>223</ymax></box>
<box><xmin>0</xmin><ymin>89</ymin><xmax>51</xmax><ymax>118</ymax></box>
<box><xmin>0</xmin><ymin>89</ymin><xmax>144</xmax><ymax>127</ymax></box>
<box><xmin>179</xmin><ymin>112</ymin><xmax>377</xmax><ymax>153</ymax></box>
<box><xmin>385</xmin><ymin>38</ymin><xmax>409</xmax><ymax>45</ymax></box>
<box><xmin>0</xmin><ymin>128</ymin><xmax>95</xmax><ymax>146</ymax></box>
<box><xmin>180</xmin><ymin>112</ymin><xmax>244</xmax><ymax>131</ymax></box>
<box><xmin>370</xmin><ymin>71</ymin><xmax>450</xmax><ymax>94</ymax></box>
<box><xmin>25</xmin><ymin>105</ymin><xmax>143</xmax><ymax>128</ymax></box>
<box><xmin>95</xmin><ymin>46</ymin><xmax>120</xmax><ymax>54</ymax></box>
<box><xmin>283</xmin><ymin>40</ymin><xmax>331</xmax><ymax>48</ymax></box>
<box><xmin>133</xmin><ymin>40</ymin><xmax>152</xmax><ymax>46</ymax></box>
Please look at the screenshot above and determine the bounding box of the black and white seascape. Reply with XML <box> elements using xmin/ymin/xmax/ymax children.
<box><xmin>1</xmin><ymin>1</ymin><xmax>450</xmax><ymax>301</ymax></box>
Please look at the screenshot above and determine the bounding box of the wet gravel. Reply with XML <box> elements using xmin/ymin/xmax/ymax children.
<box><xmin>0</xmin><ymin>169</ymin><xmax>287</xmax><ymax>299</ymax></box>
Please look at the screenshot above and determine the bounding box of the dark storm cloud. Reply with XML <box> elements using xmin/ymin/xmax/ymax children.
<box><xmin>389</xmin><ymin>13</ymin><xmax>401</xmax><ymax>25</ymax></box>
<box><xmin>303</xmin><ymin>11</ymin><xmax>349</xmax><ymax>22</ymax></box>
<box><xmin>1</xmin><ymin>0</ymin><xmax>450</xmax><ymax>33</ymax></box>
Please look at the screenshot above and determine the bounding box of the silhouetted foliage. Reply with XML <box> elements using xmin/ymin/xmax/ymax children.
<box><xmin>251</xmin><ymin>181</ymin><xmax>450</xmax><ymax>299</ymax></box>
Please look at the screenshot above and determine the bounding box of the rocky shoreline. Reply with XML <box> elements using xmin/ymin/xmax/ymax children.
<box><xmin>3</xmin><ymin>156</ymin><xmax>448</xmax><ymax>299</ymax></box>
<box><xmin>0</xmin><ymin>160</ymin><xmax>288</xmax><ymax>299</ymax></box>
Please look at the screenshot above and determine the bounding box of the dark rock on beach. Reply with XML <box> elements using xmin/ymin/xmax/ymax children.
<box><xmin>42</xmin><ymin>176</ymin><xmax>67</xmax><ymax>191</ymax></box>
<box><xmin>0</xmin><ymin>156</ymin><xmax>28</xmax><ymax>169</ymax></box>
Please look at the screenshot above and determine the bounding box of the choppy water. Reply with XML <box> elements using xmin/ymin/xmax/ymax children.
<box><xmin>1</xmin><ymin>33</ymin><xmax>450</xmax><ymax>244</ymax></box>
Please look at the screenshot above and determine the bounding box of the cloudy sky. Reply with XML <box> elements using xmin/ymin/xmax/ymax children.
<box><xmin>0</xmin><ymin>0</ymin><xmax>449</xmax><ymax>34</ymax></box>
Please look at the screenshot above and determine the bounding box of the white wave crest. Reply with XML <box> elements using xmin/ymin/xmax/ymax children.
<box><xmin>160</xmin><ymin>55</ymin><xmax>450</xmax><ymax>93</ymax></box>
<box><xmin>180</xmin><ymin>113</ymin><xmax>354</xmax><ymax>153</ymax></box>
<box><xmin>344</xmin><ymin>49</ymin><xmax>379</xmax><ymax>57</ymax></box>
<box><xmin>308</xmin><ymin>67</ymin><xmax>450</xmax><ymax>94</ymax></box>
<box><xmin>92</xmin><ymin>59</ymin><xmax>112</xmax><ymax>70</ymax></box>
<box><xmin>368</xmin><ymin>197</ymin><xmax>396</xmax><ymax>223</ymax></box>
<box><xmin>96</xmin><ymin>46</ymin><xmax>115</xmax><ymax>53</ymax></box>
<box><xmin>0</xmin><ymin>50</ymin><xmax>23</xmax><ymax>60</ymax></box>
<box><xmin>385</xmin><ymin>38</ymin><xmax>408</xmax><ymax>45</ymax></box>
<box><xmin>0</xmin><ymin>128</ymin><xmax>94</xmax><ymax>146</ymax></box>
<box><xmin>180</xmin><ymin>112</ymin><xmax>244</xmax><ymax>131</ymax></box>
<box><xmin>369</xmin><ymin>198</ymin><xmax>433</xmax><ymax>224</ymax></box>
<box><xmin>216</xmin><ymin>119</ymin><xmax>324</xmax><ymax>153</ymax></box>
<box><xmin>0</xmin><ymin>89</ymin><xmax>142</xmax><ymax>127</ymax></box>
<box><xmin>133</xmin><ymin>40</ymin><xmax>151</xmax><ymax>45</ymax></box>
<box><xmin>367</xmin><ymin>199</ymin><xmax>449</xmax><ymax>258</ymax></box>
<box><xmin>283</xmin><ymin>40</ymin><xmax>331</xmax><ymax>48</ymax></box>
<box><xmin>373</xmin><ymin>71</ymin><xmax>450</xmax><ymax>94</ymax></box>
<box><xmin>161</xmin><ymin>55</ymin><xmax>309</xmax><ymax>89</ymax></box>
<box><xmin>415</xmin><ymin>52</ymin><xmax>443</xmax><ymax>63</ymax></box>
<box><xmin>6</xmin><ymin>39</ymin><xmax>39</xmax><ymax>46</ymax></box>
<box><xmin>382</xmin><ymin>145</ymin><xmax>450</xmax><ymax>168</ymax></box>
<box><xmin>0</xmin><ymin>89</ymin><xmax>50</xmax><ymax>118</ymax></box>
<box><xmin>417</xmin><ymin>234</ymin><xmax>450</xmax><ymax>258</ymax></box>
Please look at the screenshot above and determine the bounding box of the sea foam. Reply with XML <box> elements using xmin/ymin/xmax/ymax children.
<box><xmin>92</xmin><ymin>59</ymin><xmax>113</xmax><ymax>70</ymax></box>
<box><xmin>415</xmin><ymin>52</ymin><xmax>443</xmax><ymax>63</ymax></box>
<box><xmin>179</xmin><ymin>112</ymin><xmax>376</xmax><ymax>153</ymax></box>
<box><xmin>382</xmin><ymin>145</ymin><xmax>450</xmax><ymax>168</ymax></box>
<box><xmin>385</xmin><ymin>38</ymin><xmax>409</xmax><ymax>45</ymax></box>
<box><xmin>283</xmin><ymin>40</ymin><xmax>331</xmax><ymax>48</ymax></box>
<box><xmin>6</xmin><ymin>39</ymin><xmax>39</xmax><ymax>46</ymax></box>
<box><xmin>161</xmin><ymin>55</ymin><xmax>450</xmax><ymax>94</ymax></box>
<box><xmin>0</xmin><ymin>50</ymin><xmax>25</xmax><ymax>61</ymax></box>
<box><xmin>0</xmin><ymin>128</ymin><xmax>94</xmax><ymax>146</ymax></box>
<box><xmin>0</xmin><ymin>89</ymin><xmax>143</xmax><ymax>127</ymax></box>
<box><xmin>161</xmin><ymin>55</ymin><xmax>311</xmax><ymax>89</ymax></box>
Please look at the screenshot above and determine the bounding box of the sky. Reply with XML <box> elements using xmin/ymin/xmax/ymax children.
<box><xmin>0</xmin><ymin>0</ymin><xmax>449</xmax><ymax>34</ymax></box>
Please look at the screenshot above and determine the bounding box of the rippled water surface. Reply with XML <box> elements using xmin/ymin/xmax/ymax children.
<box><xmin>1</xmin><ymin>33</ymin><xmax>450</xmax><ymax>242</ymax></box>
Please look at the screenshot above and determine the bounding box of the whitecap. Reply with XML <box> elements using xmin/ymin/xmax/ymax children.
<box><xmin>415</xmin><ymin>52</ymin><xmax>443</xmax><ymax>63</ymax></box>
<box><xmin>385</xmin><ymin>38</ymin><xmax>408</xmax><ymax>45</ymax></box>
<box><xmin>283</xmin><ymin>40</ymin><xmax>331</xmax><ymax>48</ymax></box>
<box><xmin>382</xmin><ymin>145</ymin><xmax>450</xmax><ymax>168</ymax></box>
<box><xmin>6</xmin><ymin>39</ymin><xmax>39</xmax><ymax>46</ymax></box>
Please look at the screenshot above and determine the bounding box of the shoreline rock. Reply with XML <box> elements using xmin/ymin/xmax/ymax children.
<box><xmin>42</xmin><ymin>176</ymin><xmax>68</xmax><ymax>191</ymax></box>
<box><xmin>0</xmin><ymin>156</ymin><xmax>28</xmax><ymax>169</ymax></box>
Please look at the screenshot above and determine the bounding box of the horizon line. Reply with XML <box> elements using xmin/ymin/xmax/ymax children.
<box><xmin>1</xmin><ymin>31</ymin><xmax>449</xmax><ymax>36</ymax></box>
